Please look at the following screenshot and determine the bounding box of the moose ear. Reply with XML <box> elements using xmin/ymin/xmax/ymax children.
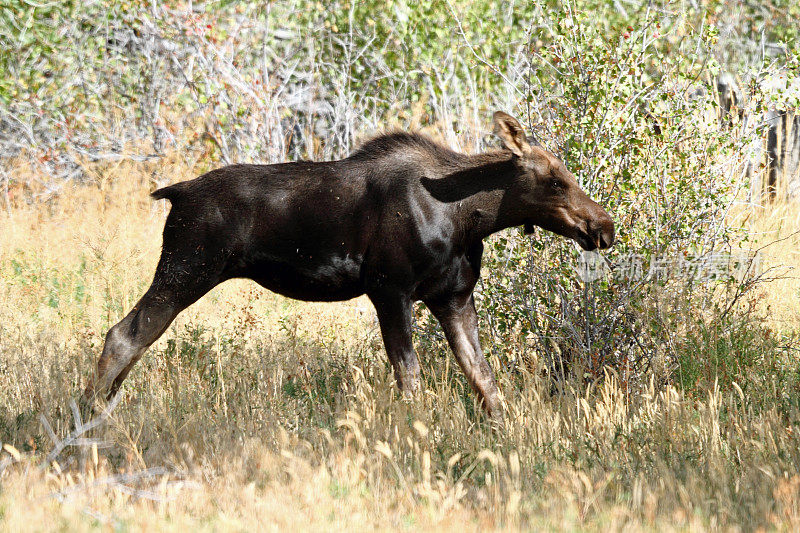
<box><xmin>492</xmin><ymin>111</ymin><xmax>533</xmax><ymax>158</ymax></box>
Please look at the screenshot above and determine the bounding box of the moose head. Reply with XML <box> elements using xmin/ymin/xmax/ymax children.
<box><xmin>493</xmin><ymin>111</ymin><xmax>615</xmax><ymax>251</ymax></box>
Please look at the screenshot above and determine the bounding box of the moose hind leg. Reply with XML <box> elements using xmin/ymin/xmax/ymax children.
<box><xmin>82</xmin><ymin>274</ymin><xmax>217</xmax><ymax>411</ymax></box>
<box><xmin>82</xmin><ymin>289</ymin><xmax>176</xmax><ymax>408</ymax></box>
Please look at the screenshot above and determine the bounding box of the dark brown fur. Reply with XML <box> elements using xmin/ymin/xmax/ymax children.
<box><xmin>82</xmin><ymin>112</ymin><xmax>614</xmax><ymax>421</ymax></box>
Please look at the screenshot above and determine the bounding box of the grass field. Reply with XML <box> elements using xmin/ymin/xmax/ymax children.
<box><xmin>1</xmin><ymin>153</ymin><xmax>800</xmax><ymax>531</ymax></box>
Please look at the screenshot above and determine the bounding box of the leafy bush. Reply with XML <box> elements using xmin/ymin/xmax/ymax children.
<box><xmin>462</xmin><ymin>6</ymin><xmax>774</xmax><ymax>393</ymax></box>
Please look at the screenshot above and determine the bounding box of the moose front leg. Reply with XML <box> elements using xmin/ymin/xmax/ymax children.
<box><xmin>426</xmin><ymin>293</ymin><xmax>502</xmax><ymax>421</ymax></box>
<box><xmin>369</xmin><ymin>292</ymin><xmax>421</xmax><ymax>394</ymax></box>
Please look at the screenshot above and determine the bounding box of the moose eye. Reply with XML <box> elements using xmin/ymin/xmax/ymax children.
<box><xmin>550</xmin><ymin>178</ymin><xmax>563</xmax><ymax>191</ymax></box>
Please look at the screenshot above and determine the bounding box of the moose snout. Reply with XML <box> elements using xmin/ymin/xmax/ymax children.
<box><xmin>589</xmin><ymin>214</ymin><xmax>615</xmax><ymax>250</ymax></box>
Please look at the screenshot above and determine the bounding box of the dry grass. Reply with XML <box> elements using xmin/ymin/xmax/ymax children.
<box><xmin>743</xmin><ymin>203</ymin><xmax>800</xmax><ymax>331</ymax></box>
<box><xmin>1</xmin><ymin>154</ymin><xmax>800</xmax><ymax>531</ymax></box>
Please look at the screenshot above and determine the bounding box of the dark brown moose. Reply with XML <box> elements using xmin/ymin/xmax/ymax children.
<box><xmin>82</xmin><ymin>112</ymin><xmax>614</xmax><ymax>420</ymax></box>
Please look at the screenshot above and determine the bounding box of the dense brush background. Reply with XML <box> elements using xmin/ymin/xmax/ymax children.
<box><xmin>1</xmin><ymin>0</ymin><xmax>800</xmax><ymax>529</ymax></box>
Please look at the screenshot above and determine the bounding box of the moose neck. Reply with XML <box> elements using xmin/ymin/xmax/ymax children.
<box><xmin>442</xmin><ymin>153</ymin><xmax>527</xmax><ymax>243</ymax></box>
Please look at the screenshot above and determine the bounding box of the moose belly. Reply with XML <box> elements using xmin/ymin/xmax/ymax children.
<box><xmin>244</xmin><ymin>253</ymin><xmax>365</xmax><ymax>302</ymax></box>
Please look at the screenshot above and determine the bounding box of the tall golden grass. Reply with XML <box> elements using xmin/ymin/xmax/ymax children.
<box><xmin>1</xmin><ymin>152</ymin><xmax>799</xmax><ymax>530</ymax></box>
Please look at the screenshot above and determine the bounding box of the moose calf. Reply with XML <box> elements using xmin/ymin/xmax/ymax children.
<box><xmin>83</xmin><ymin>112</ymin><xmax>614</xmax><ymax>420</ymax></box>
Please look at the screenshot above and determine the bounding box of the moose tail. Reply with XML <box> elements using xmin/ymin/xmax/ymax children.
<box><xmin>150</xmin><ymin>182</ymin><xmax>187</xmax><ymax>202</ymax></box>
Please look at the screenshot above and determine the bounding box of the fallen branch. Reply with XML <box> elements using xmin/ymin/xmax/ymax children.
<box><xmin>40</xmin><ymin>395</ymin><xmax>123</xmax><ymax>468</ymax></box>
